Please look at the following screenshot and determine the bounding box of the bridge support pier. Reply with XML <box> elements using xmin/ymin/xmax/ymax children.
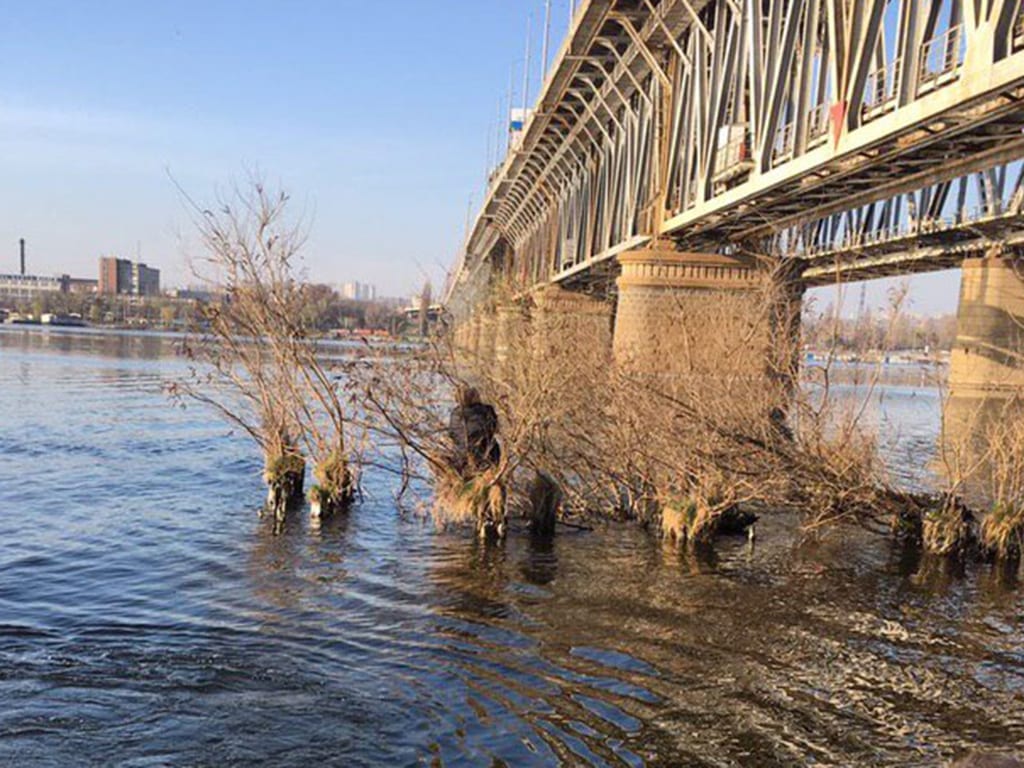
<box><xmin>454</xmin><ymin>314</ymin><xmax>477</xmax><ymax>357</ymax></box>
<box><xmin>532</xmin><ymin>285</ymin><xmax>613</xmax><ymax>367</ymax></box>
<box><xmin>946</xmin><ymin>256</ymin><xmax>1024</xmax><ymax>497</ymax></box>
<box><xmin>949</xmin><ymin>255</ymin><xmax>1024</xmax><ymax>402</ymax></box>
<box><xmin>494</xmin><ymin>302</ymin><xmax>530</xmax><ymax>382</ymax></box>
<box><xmin>532</xmin><ymin>286</ymin><xmax>610</xmax><ymax>382</ymax></box>
<box><xmin>476</xmin><ymin>308</ymin><xmax>496</xmax><ymax>369</ymax></box>
<box><xmin>612</xmin><ymin>248</ymin><xmax>770</xmax><ymax>384</ymax></box>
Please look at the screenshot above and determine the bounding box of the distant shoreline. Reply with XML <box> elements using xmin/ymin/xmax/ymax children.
<box><xmin>0</xmin><ymin>323</ymin><xmax>425</xmax><ymax>350</ymax></box>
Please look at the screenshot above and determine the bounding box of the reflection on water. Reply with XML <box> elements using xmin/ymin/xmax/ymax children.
<box><xmin>1</xmin><ymin>327</ymin><xmax>1023</xmax><ymax>766</ymax></box>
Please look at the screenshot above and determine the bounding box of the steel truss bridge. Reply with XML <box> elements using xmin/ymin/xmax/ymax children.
<box><xmin>446</xmin><ymin>0</ymin><xmax>1024</xmax><ymax>309</ymax></box>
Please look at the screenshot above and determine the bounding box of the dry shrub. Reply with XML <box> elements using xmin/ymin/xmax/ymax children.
<box><xmin>658</xmin><ymin>468</ymin><xmax>745</xmax><ymax>544</ymax></box>
<box><xmin>342</xmin><ymin>336</ymin><xmax>513</xmax><ymax>536</ymax></box>
<box><xmin>309</xmin><ymin>448</ymin><xmax>357</xmax><ymax>518</ymax></box>
<box><xmin>435</xmin><ymin>265</ymin><xmax>909</xmax><ymax>545</ymax></box>
<box><xmin>974</xmin><ymin>401</ymin><xmax>1024</xmax><ymax>554</ymax></box>
<box><xmin>169</xmin><ymin>176</ymin><xmax>357</xmax><ymax>519</ymax></box>
<box><xmin>936</xmin><ymin>383</ymin><xmax>1024</xmax><ymax>557</ymax></box>
<box><xmin>263</xmin><ymin>452</ymin><xmax>306</xmax><ymax>516</ymax></box>
<box><xmin>432</xmin><ymin>465</ymin><xmax>507</xmax><ymax>537</ymax></box>
<box><xmin>923</xmin><ymin>494</ymin><xmax>977</xmax><ymax>557</ymax></box>
<box><xmin>362</xmin><ymin>262</ymin><xmax>929</xmax><ymax>549</ymax></box>
<box><xmin>981</xmin><ymin>409</ymin><xmax>1024</xmax><ymax>556</ymax></box>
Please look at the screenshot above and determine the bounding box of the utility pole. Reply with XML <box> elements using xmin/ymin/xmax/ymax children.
<box><xmin>506</xmin><ymin>65</ymin><xmax>516</xmax><ymax>153</ymax></box>
<box><xmin>522</xmin><ymin>10</ymin><xmax>533</xmax><ymax>115</ymax></box>
<box><xmin>485</xmin><ymin>124</ymin><xmax>492</xmax><ymax>190</ymax></box>
<box><xmin>541</xmin><ymin>0</ymin><xmax>552</xmax><ymax>82</ymax></box>
<box><xmin>495</xmin><ymin>97</ymin><xmax>504</xmax><ymax>167</ymax></box>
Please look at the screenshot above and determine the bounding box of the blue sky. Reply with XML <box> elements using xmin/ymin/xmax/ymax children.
<box><xmin>0</xmin><ymin>0</ymin><xmax>960</xmax><ymax>312</ymax></box>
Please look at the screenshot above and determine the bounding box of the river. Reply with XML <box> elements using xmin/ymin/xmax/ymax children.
<box><xmin>1</xmin><ymin>327</ymin><xmax>1022</xmax><ymax>766</ymax></box>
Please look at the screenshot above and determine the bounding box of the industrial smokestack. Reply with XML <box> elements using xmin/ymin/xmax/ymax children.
<box><xmin>19</xmin><ymin>239</ymin><xmax>25</xmax><ymax>276</ymax></box>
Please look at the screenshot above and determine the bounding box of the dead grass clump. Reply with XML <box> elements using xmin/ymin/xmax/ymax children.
<box><xmin>309</xmin><ymin>449</ymin><xmax>357</xmax><ymax>519</ymax></box>
<box><xmin>264</xmin><ymin>451</ymin><xmax>306</xmax><ymax>519</ymax></box>
<box><xmin>432</xmin><ymin>464</ymin><xmax>507</xmax><ymax>538</ymax></box>
<box><xmin>980</xmin><ymin>503</ymin><xmax>1024</xmax><ymax>559</ymax></box>
<box><xmin>922</xmin><ymin>494</ymin><xmax>978</xmax><ymax>557</ymax></box>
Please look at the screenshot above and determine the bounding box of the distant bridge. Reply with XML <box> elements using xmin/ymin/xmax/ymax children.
<box><xmin>446</xmin><ymin>0</ymin><xmax>1024</xmax><ymax>307</ymax></box>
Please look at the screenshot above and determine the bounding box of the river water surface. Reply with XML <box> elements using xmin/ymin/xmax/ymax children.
<box><xmin>1</xmin><ymin>328</ymin><xmax>1023</xmax><ymax>766</ymax></box>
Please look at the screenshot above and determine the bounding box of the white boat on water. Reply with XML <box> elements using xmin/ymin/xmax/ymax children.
<box><xmin>40</xmin><ymin>313</ymin><xmax>87</xmax><ymax>327</ymax></box>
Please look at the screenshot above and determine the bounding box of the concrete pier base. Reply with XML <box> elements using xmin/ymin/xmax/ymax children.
<box><xmin>612</xmin><ymin>248</ymin><xmax>768</xmax><ymax>385</ymax></box>
<box><xmin>949</xmin><ymin>256</ymin><xmax>1024</xmax><ymax>402</ymax></box>
<box><xmin>945</xmin><ymin>256</ymin><xmax>1024</xmax><ymax>501</ymax></box>
<box><xmin>476</xmin><ymin>309</ymin><xmax>497</xmax><ymax>371</ymax></box>
<box><xmin>452</xmin><ymin>315</ymin><xmax>476</xmax><ymax>359</ymax></box>
<box><xmin>532</xmin><ymin>285</ymin><xmax>613</xmax><ymax>370</ymax></box>
<box><xmin>494</xmin><ymin>302</ymin><xmax>531</xmax><ymax>383</ymax></box>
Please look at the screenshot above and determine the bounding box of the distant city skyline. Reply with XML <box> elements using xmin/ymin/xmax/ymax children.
<box><xmin>0</xmin><ymin>1</ymin><xmax>563</xmax><ymax>300</ymax></box>
<box><xmin>339</xmin><ymin>281</ymin><xmax>377</xmax><ymax>302</ymax></box>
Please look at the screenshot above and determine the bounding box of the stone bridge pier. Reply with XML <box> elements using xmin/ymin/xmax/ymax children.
<box><xmin>949</xmin><ymin>254</ymin><xmax>1024</xmax><ymax>404</ymax></box>
<box><xmin>533</xmin><ymin>284</ymin><xmax>613</xmax><ymax>367</ymax></box>
<box><xmin>612</xmin><ymin>248</ymin><xmax>802</xmax><ymax>402</ymax></box>
<box><xmin>946</xmin><ymin>255</ymin><xmax>1024</xmax><ymax>490</ymax></box>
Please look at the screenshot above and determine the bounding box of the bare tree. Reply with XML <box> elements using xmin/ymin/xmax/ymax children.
<box><xmin>168</xmin><ymin>177</ymin><xmax>356</xmax><ymax>521</ymax></box>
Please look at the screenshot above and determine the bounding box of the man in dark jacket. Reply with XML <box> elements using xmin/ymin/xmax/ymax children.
<box><xmin>448</xmin><ymin>386</ymin><xmax>501</xmax><ymax>476</ymax></box>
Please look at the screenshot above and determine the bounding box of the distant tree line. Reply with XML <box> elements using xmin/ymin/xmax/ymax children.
<box><xmin>6</xmin><ymin>284</ymin><xmax>408</xmax><ymax>333</ymax></box>
<box><xmin>803</xmin><ymin>303</ymin><xmax>957</xmax><ymax>352</ymax></box>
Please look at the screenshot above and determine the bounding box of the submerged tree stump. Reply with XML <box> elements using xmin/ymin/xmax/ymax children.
<box><xmin>659</xmin><ymin>496</ymin><xmax>756</xmax><ymax>545</ymax></box>
<box><xmin>526</xmin><ymin>471</ymin><xmax>561</xmax><ymax>537</ymax></box>
<box><xmin>477</xmin><ymin>481</ymin><xmax>507</xmax><ymax>540</ymax></box>
<box><xmin>309</xmin><ymin>483</ymin><xmax>356</xmax><ymax>520</ymax></box>
<box><xmin>309</xmin><ymin>451</ymin><xmax>356</xmax><ymax>521</ymax></box>
<box><xmin>264</xmin><ymin>454</ymin><xmax>306</xmax><ymax>521</ymax></box>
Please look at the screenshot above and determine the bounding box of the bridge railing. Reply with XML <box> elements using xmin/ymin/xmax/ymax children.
<box><xmin>863</xmin><ymin>57</ymin><xmax>902</xmax><ymax>117</ymax></box>
<box><xmin>713</xmin><ymin>128</ymin><xmax>751</xmax><ymax>182</ymax></box>
<box><xmin>919</xmin><ymin>25</ymin><xmax>964</xmax><ymax>92</ymax></box>
<box><xmin>785</xmin><ymin>202</ymin><xmax>1019</xmax><ymax>261</ymax></box>
<box><xmin>807</xmin><ymin>103</ymin><xmax>830</xmax><ymax>146</ymax></box>
<box><xmin>771</xmin><ymin>121</ymin><xmax>796</xmax><ymax>167</ymax></box>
